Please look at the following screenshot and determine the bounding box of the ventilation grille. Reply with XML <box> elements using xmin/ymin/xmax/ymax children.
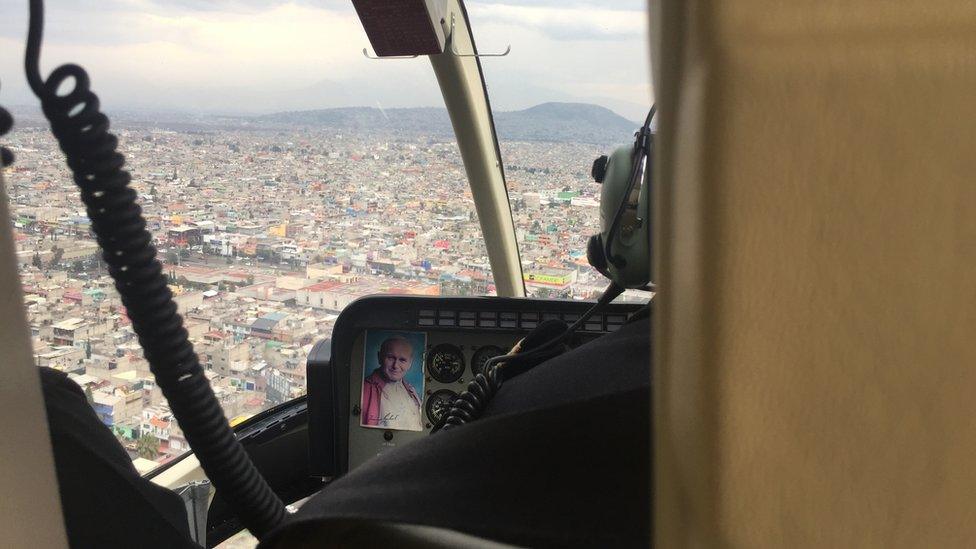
<box><xmin>416</xmin><ymin>308</ymin><xmax>627</xmax><ymax>333</ymax></box>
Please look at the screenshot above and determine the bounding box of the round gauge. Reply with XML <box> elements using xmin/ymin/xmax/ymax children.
<box><xmin>471</xmin><ymin>345</ymin><xmax>506</xmax><ymax>377</ymax></box>
<box><xmin>426</xmin><ymin>343</ymin><xmax>465</xmax><ymax>383</ymax></box>
<box><xmin>425</xmin><ymin>389</ymin><xmax>458</xmax><ymax>426</ymax></box>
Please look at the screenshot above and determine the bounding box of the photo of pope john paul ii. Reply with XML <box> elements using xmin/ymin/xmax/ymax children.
<box><xmin>360</xmin><ymin>330</ymin><xmax>426</xmax><ymax>432</ymax></box>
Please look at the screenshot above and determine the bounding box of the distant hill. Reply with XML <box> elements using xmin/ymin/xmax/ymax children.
<box><xmin>256</xmin><ymin>102</ymin><xmax>640</xmax><ymax>144</ymax></box>
<box><xmin>256</xmin><ymin>106</ymin><xmax>451</xmax><ymax>134</ymax></box>
<box><xmin>494</xmin><ymin>103</ymin><xmax>639</xmax><ymax>144</ymax></box>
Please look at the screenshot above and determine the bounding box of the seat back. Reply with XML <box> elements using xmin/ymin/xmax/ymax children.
<box><xmin>652</xmin><ymin>1</ymin><xmax>976</xmax><ymax>546</ymax></box>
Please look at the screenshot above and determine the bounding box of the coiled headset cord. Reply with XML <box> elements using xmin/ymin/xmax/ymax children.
<box><xmin>24</xmin><ymin>0</ymin><xmax>286</xmax><ymax>538</ymax></box>
<box><xmin>433</xmin><ymin>283</ymin><xmax>624</xmax><ymax>433</ymax></box>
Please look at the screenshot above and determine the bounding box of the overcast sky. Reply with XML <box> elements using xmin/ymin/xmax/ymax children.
<box><xmin>0</xmin><ymin>1</ymin><xmax>653</xmax><ymax>120</ymax></box>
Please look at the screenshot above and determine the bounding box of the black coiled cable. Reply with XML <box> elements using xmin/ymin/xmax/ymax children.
<box><xmin>435</xmin><ymin>361</ymin><xmax>504</xmax><ymax>432</ymax></box>
<box><xmin>24</xmin><ymin>0</ymin><xmax>286</xmax><ymax>539</ymax></box>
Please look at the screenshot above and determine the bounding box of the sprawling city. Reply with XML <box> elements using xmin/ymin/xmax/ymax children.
<box><xmin>3</xmin><ymin>106</ymin><xmax>645</xmax><ymax>472</ymax></box>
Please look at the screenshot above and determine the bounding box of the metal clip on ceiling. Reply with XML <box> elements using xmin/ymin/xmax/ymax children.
<box><xmin>362</xmin><ymin>48</ymin><xmax>419</xmax><ymax>60</ymax></box>
<box><xmin>448</xmin><ymin>13</ymin><xmax>510</xmax><ymax>58</ymax></box>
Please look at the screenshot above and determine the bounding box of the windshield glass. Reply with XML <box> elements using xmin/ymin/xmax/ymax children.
<box><xmin>5</xmin><ymin>0</ymin><xmax>650</xmax><ymax>480</ymax></box>
<box><xmin>4</xmin><ymin>1</ymin><xmax>490</xmax><ymax>472</ymax></box>
<box><xmin>466</xmin><ymin>0</ymin><xmax>652</xmax><ymax>300</ymax></box>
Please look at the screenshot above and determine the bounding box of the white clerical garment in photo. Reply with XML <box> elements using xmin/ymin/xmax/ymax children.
<box><xmin>378</xmin><ymin>381</ymin><xmax>422</xmax><ymax>431</ymax></box>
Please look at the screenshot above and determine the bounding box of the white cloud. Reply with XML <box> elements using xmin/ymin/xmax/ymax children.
<box><xmin>467</xmin><ymin>3</ymin><xmax>645</xmax><ymax>41</ymax></box>
<box><xmin>466</xmin><ymin>3</ymin><xmax>653</xmax><ymax>119</ymax></box>
<box><xmin>0</xmin><ymin>0</ymin><xmax>652</xmax><ymax>118</ymax></box>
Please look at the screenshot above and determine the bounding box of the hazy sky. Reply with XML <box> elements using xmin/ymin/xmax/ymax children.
<box><xmin>0</xmin><ymin>1</ymin><xmax>653</xmax><ymax>120</ymax></box>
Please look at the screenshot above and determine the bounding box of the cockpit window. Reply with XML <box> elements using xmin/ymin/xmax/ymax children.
<box><xmin>9</xmin><ymin>0</ymin><xmax>649</xmax><ymax>472</ymax></box>
<box><xmin>8</xmin><ymin>1</ymin><xmax>493</xmax><ymax>469</ymax></box>
<box><xmin>467</xmin><ymin>0</ymin><xmax>653</xmax><ymax>299</ymax></box>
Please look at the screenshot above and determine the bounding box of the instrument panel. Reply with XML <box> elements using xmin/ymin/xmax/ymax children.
<box><xmin>307</xmin><ymin>295</ymin><xmax>644</xmax><ymax>478</ymax></box>
<box><xmin>345</xmin><ymin>330</ymin><xmax>525</xmax><ymax>467</ymax></box>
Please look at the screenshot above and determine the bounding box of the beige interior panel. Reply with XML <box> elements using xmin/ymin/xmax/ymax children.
<box><xmin>0</xmin><ymin>171</ymin><xmax>68</xmax><ymax>547</ymax></box>
<box><xmin>654</xmin><ymin>1</ymin><xmax>976</xmax><ymax>547</ymax></box>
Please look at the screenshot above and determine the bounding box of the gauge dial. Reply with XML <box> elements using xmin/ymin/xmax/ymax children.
<box><xmin>425</xmin><ymin>389</ymin><xmax>458</xmax><ymax>426</ymax></box>
<box><xmin>471</xmin><ymin>345</ymin><xmax>506</xmax><ymax>377</ymax></box>
<box><xmin>426</xmin><ymin>343</ymin><xmax>465</xmax><ymax>383</ymax></box>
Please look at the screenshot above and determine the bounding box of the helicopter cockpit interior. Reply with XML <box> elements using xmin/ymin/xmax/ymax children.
<box><xmin>3</xmin><ymin>0</ymin><xmax>654</xmax><ymax>546</ymax></box>
<box><xmin>3</xmin><ymin>0</ymin><xmax>976</xmax><ymax>547</ymax></box>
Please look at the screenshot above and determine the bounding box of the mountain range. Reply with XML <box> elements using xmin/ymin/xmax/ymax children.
<box><xmin>7</xmin><ymin>101</ymin><xmax>644</xmax><ymax>145</ymax></box>
<box><xmin>256</xmin><ymin>102</ymin><xmax>641</xmax><ymax>145</ymax></box>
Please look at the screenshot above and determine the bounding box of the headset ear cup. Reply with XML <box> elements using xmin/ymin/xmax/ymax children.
<box><xmin>587</xmin><ymin>234</ymin><xmax>610</xmax><ymax>277</ymax></box>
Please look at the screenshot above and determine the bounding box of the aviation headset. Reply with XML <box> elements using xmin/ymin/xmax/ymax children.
<box><xmin>435</xmin><ymin>107</ymin><xmax>657</xmax><ymax>433</ymax></box>
<box><xmin>587</xmin><ymin>106</ymin><xmax>655</xmax><ymax>289</ymax></box>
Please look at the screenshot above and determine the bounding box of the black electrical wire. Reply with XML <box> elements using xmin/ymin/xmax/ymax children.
<box><xmin>24</xmin><ymin>0</ymin><xmax>286</xmax><ymax>538</ymax></box>
<box><xmin>433</xmin><ymin>282</ymin><xmax>624</xmax><ymax>433</ymax></box>
<box><xmin>484</xmin><ymin>283</ymin><xmax>624</xmax><ymax>374</ymax></box>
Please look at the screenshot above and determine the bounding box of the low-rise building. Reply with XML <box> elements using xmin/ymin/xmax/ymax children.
<box><xmin>51</xmin><ymin>317</ymin><xmax>89</xmax><ymax>347</ymax></box>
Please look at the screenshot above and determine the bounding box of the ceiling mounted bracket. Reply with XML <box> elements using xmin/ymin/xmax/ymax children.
<box><xmin>448</xmin><ymin>13</ymin><xmax>510</xmax><ymax>58</ymax></box>
<box><xmin>362</xmin><ymin>48</ymin><xmax>419</xmax><ymax>60</ymax></box>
